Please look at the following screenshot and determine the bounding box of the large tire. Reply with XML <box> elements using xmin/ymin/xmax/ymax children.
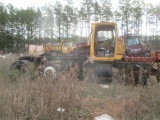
<box><xmin>95</xmin><ymin>64</ymin><xmax>113</xmax><ymax>83</ymax></box>
<box><xmin>95</xmin><ymin>64</ymin><xmax>112</xmax><ymax>78</ymax></box>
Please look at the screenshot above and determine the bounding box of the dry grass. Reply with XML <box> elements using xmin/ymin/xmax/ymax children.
<box><xmin>0</xmin><ymin>62</ymin><xmax>89</xmax><ymax>120</ymax></box>
<box><xmin>0</xmin><ymin>57</ymin><xmax>160</xmax><ymax>120</ymax></box>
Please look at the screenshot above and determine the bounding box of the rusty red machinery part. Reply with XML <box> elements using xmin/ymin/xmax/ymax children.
<box><xmin>117</xmin><ymin>51</ymin><xmax>160</xmax><ymax>86</ymax></box>
<box><xmin>124</xmin><ymin>52</ymin><xmax>159</xmax><ymax>62</ymax></box>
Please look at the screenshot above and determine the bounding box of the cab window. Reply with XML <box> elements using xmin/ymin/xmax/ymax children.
<box><xmin>94</xmin><ymin>25</ymin><xmax>116</xmax><ymax>57</ymax></box>
<box><xmin>127</xmin><ymin>37</ymin><xmax>140</xmax><ymax>46</ymax></box>
<box><xmin>63</xmin><ymin>42</ymin><xmax>69</xmax><ymax>47</ymax></box>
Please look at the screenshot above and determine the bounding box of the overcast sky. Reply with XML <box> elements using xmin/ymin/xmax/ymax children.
<box><xmin>0</xmin><ymin>0</ymin><xmax>159</xmax><ymax>9</ymax></box>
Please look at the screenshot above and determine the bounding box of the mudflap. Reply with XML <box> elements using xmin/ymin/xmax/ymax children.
<box><xmin>95</xmin><ymin>64</ymin><xmax>113</xmax><ymax>78</ymax></box>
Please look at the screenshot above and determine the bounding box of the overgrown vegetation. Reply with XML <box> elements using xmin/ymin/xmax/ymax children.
<box><xmin>0</xmin><ymin>58</ymin><xmax>160</xmax><ymax>119</ymax></box>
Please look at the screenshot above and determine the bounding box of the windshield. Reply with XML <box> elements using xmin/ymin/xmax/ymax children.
<box><xmin>94</xmin><ymin>25</ymin><xmax>116</xmax><ymax>57</ymax></box>
<box><xmin>63</xmin><ymin>42</ymin><xmax>76</xmax><ymax>47</ymax></box>
<box><xmin>127</xmin><ymin>37</ymin><xmax>140</xmax><ymax>46</ymax></box>
<box><xmin>95</xmin><ymin>25</ymin><xmax>115</xmax><ymax>41</ymax></box>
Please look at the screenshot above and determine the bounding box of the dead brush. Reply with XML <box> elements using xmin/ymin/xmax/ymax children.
<box><xmin>0</xmin><ymin>66</ymin><xmax>90</xmax><ymax>120</ymax></box>
<box><xmin>120</xmin><ymin>85</ymin><xmax>160</xmax><ymax>120</ymax></box>
<box><xmin>3</xmin><ymin>58</ymin><xmax>160</xmax><ymax>120</ymax></box>
<box><xmin>8</xmin><ymin>62</ymin><xmax>36</xmax><ymax>82</ymax></box>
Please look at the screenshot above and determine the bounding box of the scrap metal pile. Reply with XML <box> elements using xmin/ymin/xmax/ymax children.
<box><xmin>9</xmin><ymin>50</ymin><xmax>160</xmax><ymax>87</ymax></box>
<box><xmin>10</xmin><ymin>52</ymin><xmax>58</xmax><ymax>79</ymax></box>
<box><xmin>9</xmin><ymin>22</ymin><xmax>160</xmax><ymax>86</ymax></box>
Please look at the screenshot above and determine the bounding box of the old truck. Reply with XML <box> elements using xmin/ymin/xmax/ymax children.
<box><xmin>120</xmin><ymin>34</ymin><xmax>150</xmax><ymax>57</ymax></box>
<box><xmin>43</xmin><ymin>40</ymin><xmax>76</xmax><ymax>54</ymax></box>
<box><xmin>29</xmin><ymin>40</ymin><xmax>76</xmax><ymax>56</ymax></box>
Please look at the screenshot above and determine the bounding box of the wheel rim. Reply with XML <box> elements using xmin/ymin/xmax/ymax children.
<box><xmin>44</xmin><ymin>66</ymin><xmax>56</xmax><ymax>79</ymax></box>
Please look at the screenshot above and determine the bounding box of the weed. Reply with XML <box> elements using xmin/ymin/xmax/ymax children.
<box><xmin>0</xmin><ymin>58</ymin><xmax>160</xmax><ymax>119</ymax></box>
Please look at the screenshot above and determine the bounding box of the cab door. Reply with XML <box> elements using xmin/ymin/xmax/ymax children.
<box><xmin>116</xmin><ymin>39</ymin><xmax>126</xmax><ymax>55</ymax></box>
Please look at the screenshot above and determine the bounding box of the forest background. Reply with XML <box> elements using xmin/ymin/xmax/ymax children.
<box><xmin>0</xmin><ymin>0</ymin><xmax>160</xmax><ymax>53</ymax></box>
